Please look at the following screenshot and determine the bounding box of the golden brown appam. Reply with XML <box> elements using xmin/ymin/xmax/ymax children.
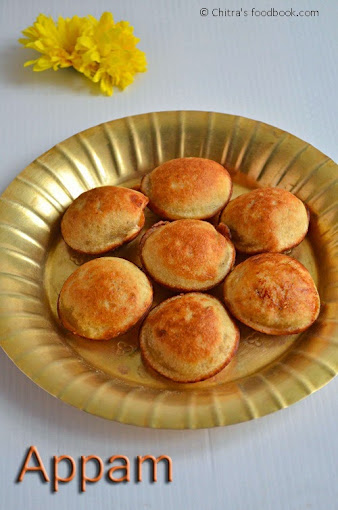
<box><xmin>223</xmin><ymin>253</ymin><xmax>320</xmax><ymax>335</ymax></box>
<box><xmin>219</xmin><ymin>187</ymin><xmax>309</xmax><ymax>254</ymax></box>
<box><xmin>140</xmin><ymin>219</ymin><xmax>235</xmax><ymax>291</ymax></box>
<box><xmin>139</xmin><ymin>293</ymin><xmax>240</xmax><ymax>383</ymax></box>
<box><xmin>140</xmin><ymin>157</ymin><xmax>232</xmax><ymax>220</ymax></box>
<box><xmin>58</xmin><ymin>257</ymin><xmax>153</xmax><ymax>340</ymax></box>
<box><xmin>61</xmin><ymin>186</ymin><xmax>148</xmax><ymax>254</ymax></box>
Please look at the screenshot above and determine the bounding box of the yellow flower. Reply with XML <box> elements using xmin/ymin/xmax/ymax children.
<box><xmin>19</xmin><ymin>14</ymin><xmax>90</xmax><ymax>71</ymax></box>
<box><xmin>75</xmin><ymin>12</ymin><xmax>147</xmax><ymax>96</ymax></box>
<box><xmin>19</xmin><ymin>12</ymin><xmax>147</xmax><ymax>95</ymax></box>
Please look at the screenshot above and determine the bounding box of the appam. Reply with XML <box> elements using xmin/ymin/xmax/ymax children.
<box><xmin>140</xmin><ymin>219</ymin><xmax>235</xmax><ymax>291</ymax></box>
<box><xmin>223</xmin><ymin>253</ymin><xmax>320</xmax><ymax>335</ymax></box>
<box><xmin>219</xmin><ymin>187</ymin><xmax>309</xmax><ymax>254</ymax></box>
<box><xmin>61</xmin><ymin>186</ymin><xmax>148</xmax><ymax>254</ymax></box>
<box><xmin>140</xmin><ymin>157</ymin><xmax>232</xmax><ymax>220</ymax></box>
<box><xmin>58</xmin><ymin>257</ymin><xmax>153</xmax><ymax>340</ymax></box>
<box><xmin>140</xmin><ymin>293</ymin><xmax>240</xmax><ymax>383</ymax></box>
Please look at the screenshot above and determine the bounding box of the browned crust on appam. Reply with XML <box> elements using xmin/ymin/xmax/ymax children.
<box><xmin>216</xmin><ymin>222</ymin><xmax>232</xmax><ymax>240</ymax></box>
<box><xmin>57</xmin><ymin>290</ymin><xmax>153</xmax><ymax>341</ymax></box>
<box><xmin>223</xmin><ymin>253</ymin><xmax>320</xmax><ymax>335</ymax></box>
<box><xmin>140</xmin><ymin>338</ymin><xmax>239</xmax><ymax>383</ymax></box>
<box><xmin>61</xmin><ymin>186</ymin><xmax>149</xmax><ymax>255</ymax></box>
<box><xmin>219</xmin><ymin>187</ymin><xmax>309</xmax><ymax>254</ymax></box>
<box><xmin>138</xmin><ymin>221</ymin><xmax>169</xmax><ymax>255</ymax></box>
<box><xmin>57</xmin><ymin>258</ymin><xmax>153</xmax><ymax>340</ymax></box>
<box><xmin>139</xmin><ymin>220</ymin><xmax>236</xmax><ymax>292</ymax></box>
<box><xmin>141</xmin><ymin>187</ymin><xmax>232</xmax><ymax>222</ymax></box>
<box><xmin>62</xmin><ymin>214</ymin><xmax>146</xmax><ymax>256</ymax></box>
<box><xmin>139</xmin><ymin>293</ymin><xmax>240</xmax><ymax>383</ymax></box>
<box><xmin>140</xmin><ymin>158</ymin><xmax>233</xmax><ymax>220</ymax></box>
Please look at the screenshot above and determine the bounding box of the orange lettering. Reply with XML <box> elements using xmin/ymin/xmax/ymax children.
<box><xmin>80</xmin><ymin>455</ymin><xmax>104</xmax><ymax>492</ymax></box>
<box><xmin>53</xmin><ymin>455</ymin><xmax>76</xmax><ymax>492</ymax></box>
<box><xmin>137</xmin><ymin>455</ymin><xmax>172</xmax><ymax>482</ymax></box>
<box><xmin>108</xmin><ymin>455</ymin><xmax>130</xmax><ymax>482</ymax></box>
<box><xmin>17</xmin><ymin>446</ymin><xmax>50</xmax><ymax>483</ymax></box>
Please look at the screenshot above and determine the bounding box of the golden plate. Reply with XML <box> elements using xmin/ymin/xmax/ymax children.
<box><xmin>0</xmin><ymin>111</ymin><xmax>337</xmax><ymax>429</ymax></box>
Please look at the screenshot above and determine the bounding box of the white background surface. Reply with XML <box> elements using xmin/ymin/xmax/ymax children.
<box><xmin>0</xmin><ymin>0</ymin><xmax>337</xmax><ymax>509</ymax></box>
